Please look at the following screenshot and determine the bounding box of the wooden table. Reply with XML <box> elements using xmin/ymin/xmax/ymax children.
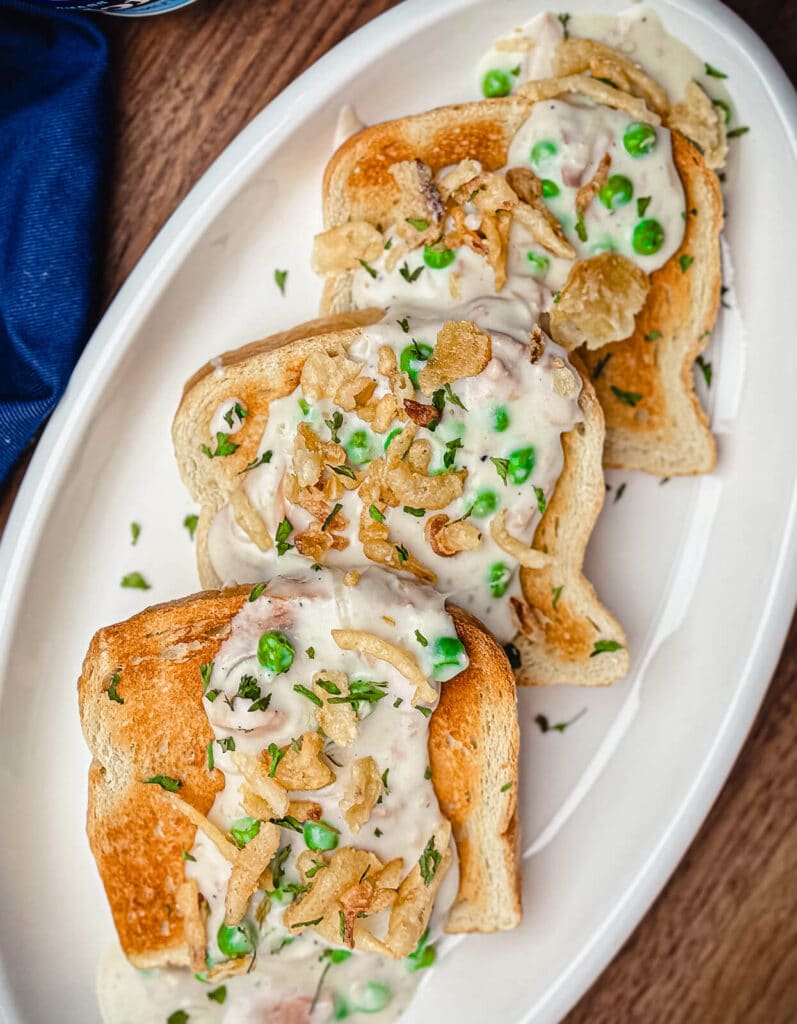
<box><xmin>2</xmin><ymin>1</ymin><xmax>795</xmax><ymax>1020</ymax></box>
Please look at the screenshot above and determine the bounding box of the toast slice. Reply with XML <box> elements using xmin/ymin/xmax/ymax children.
<box><xmin>318</xmin><ymin>92</ymin><xmax>722</xmax><ymax>476</ymax></box>
<box><xmin>172</xmin><ymin>312</ymin><xmax>629</xmax><ymax>687</ymax></box>
<box><xmin>78</xmin><ymin>583</ymin><xmax>520</xmax><ymax>970</ymax></box>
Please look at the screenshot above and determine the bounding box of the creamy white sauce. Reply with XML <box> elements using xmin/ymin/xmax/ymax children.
<box><xmin>210</xmin><ymin>397</ymin><xmax>248</xmax><ymax>438</ymax></box>
<box><xmin>98</xmin><ymin>568</ymin><xmax>462</xmax><ymax>1023</ymax></box>
<box><xmin>207</xmin><ymin>314</ymin><xmax>582</xmax><ymax>642</ymax></box>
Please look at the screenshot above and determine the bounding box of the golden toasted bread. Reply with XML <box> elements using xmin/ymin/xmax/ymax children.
<box><xmin>78</xmin><ymin>587</ymin><xmax>520</xmax><ymax>968</ymax></box>
<box><xmin>172</xmin><ymin>312</ymin><xmax>629</xmax><ymax>687</ymax></box>
<box><xmin>319</xmin><ymin>95</ymin><xmax>722</xmax><ymax>476</ymax></box>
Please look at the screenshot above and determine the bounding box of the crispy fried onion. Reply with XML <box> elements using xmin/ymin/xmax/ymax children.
<box><xmin>294</xmin><ymin>421</ymin><xmax>345</xmax><ymax>482</ymax></box>
<box><xmin>528</xmin><ymin>323</ymin><xmax>547</xmax><ymax>364</ymax></box>
<box><xmin>384</xmin><ymin>821</ymin><xmax>453</xmax><ymax>958</ymax></box>
<box><xmin>437</xmin><ymin>159</ymin><xmax>483</xmax><ymax>200</ymax></box>
<box><xmin>452</xmin><ymin>171</ymin><xmax>518</xmax><ymax>213</ymax></box>
<box><xmin>230</xmin><ymin>751</ymin><xmax>290</xmax><ymax>816</ymax></box>
<box><xmin>389</xmin><ymin>160</ymin><xmax>444</xmax><ymax>245</ymax></box>
<box><xmin>287</xmin><ymin>800</ymin><xmax>323</xmax><ymax>823</ymax></box>
<box><xmin>551</xmin><ymin>357</ymin><xmax>580</xmax><ymax>398</ymax></box>
<box><xmin>300</xmin><ymin>346</ymin><xmax>360</xmax><ymax>403</ymax></box>
<box><xmin>283</xmin><ymin>847</ymin><xmax>400</xmax><ymax>950</ymax></box>
<box><xmin>332</xmin><ymin>628</ymin><xmax>437</xmax><ymax>706</ymax></box>
<box><xmin>555</xmin><ymin>38</ymin><xmax>670</xmax><ymax>116</ymax></box>
<box><xmin>490</xmin><ymin>509</ymin><xmax>551</xmax><ymax>569</ymax></box>
<box><xmin>549</xmin><ymin>252</ymin><xmax>650</xmax><ymax>350</ymax></box>
<box><xmin>575</xmin><ymin>152</ymin><xmax>611</xmax><ymax>214</ymax></box>
<box><xmin>359</xmin><ymin>391</ymin><xmax>402</xmax><ymax>433</ymax></box>
<box><xmin>417</xmin><ymin>320</ymin><xmax>492</xmax><ymax>396</ymax></box>
<box><xmin>668</xmin><ymin>81</ymin><xmax>728</xmax><ymax>169</ymax></box>
<box><xmin>339</xmin><ymin>756</ymin><xmax>383</xmax><ymax>832</ymax></box>
<box><xmin>509</xmin><ymin>595</ymin><xmax>546</xmax><ymax>643</ymax></box>
<box><xmin>206</xmin><ymin>955</ymin><xmax>254</xmax><ymax>981</ymax></box>
<box><xmin>311</xmin><ymin>221</ymin><xmax>384</xmax><ymax>275</ymax></box>
<box><xmin>162</xmin><ymin>791</ymin><xmax>241</xmax><ymax>864</ymax></box>
<box><xmin>377</xmin><ymin>345</ymin><xmax>414</xmax><ymax>408</ymax></box>
<box><xmin>313</xmin><ymin>670</ymin><xmax>358</xmax><ymax>747</ymax></box>
<box><xmin>517</xmin><ymin>75</ymin><xmax>661</xmax><ymax>126</ymax></box>
<box><xmin>225</xmin><ymin>823</ymin><xmax>280</xmax><ymax>925</ymax></box>
<box><xmin>229</xmin><ymin>488</ymin><xmax>272</xmax><ymax>551</ymax></box>
<box><xmin>512</xmin><ymin>192</ymin><xmax>576</xmax><ymax>260</ymax></box>
<box><xmin>261</xmin><ymin>732</ymin><xmax>336</xmax><ymax>791</ymax></box>
<box><xmin>176</xmin><ymin>879</ymin><xmax>208</xmax><ymax>972</ymax></box>
<box><xmin>384</xmin><ymin>422</ymin><xmax>466</xmax><ymax>510</ymax></box>
<box><xmin>425</xmin><ymin>513</ymin><xmax>482</xmax><ymax>557</ymax></box>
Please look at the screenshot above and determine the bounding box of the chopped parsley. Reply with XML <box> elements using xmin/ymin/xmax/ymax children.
<box><xmin>424</xmin><ymin>766</ymin><xmax>432</xmax><ymax>780</ymax></box>
<box><xmin>535</xmin><ymin>708</ymin><xmax>586</xmax><ymax>733</ymax></box>
<box><xmin>727</xmin><ymin>126</ymin><xmax>749</xmax><ymax>138</ymax></box>
<box><xmin>240</xmin><ymin>450</ymin><xmax>272</xmax><ymax>473</ymax></box>
<box><xmin>249</xmin><ymin>693</ymin><xmax>272</xmax><ymax>712</ymax></box>
<box><xmin>534</xmin><ymin>486</ymin><xmax>547</xmax><ymax>515</ymax></box>
<box><xmin>275</xmin><ymin>518</ymin><xmax>294</xmax><ymax>555</ymax></box>
<box><xmin>393</xmin><ymin>697</ymin><xmax>403</xmax><ymax>708</ymax></box>
<box><xmin>207</xmin><ymin>986</ymin><xmax>227</xmax><ymax>1004</ymax></box>
<box><xmin>107</xmin><ymin>672</ymin><xmax>123</xmax><ymax>704</ymax></box>
<box><xmin>325</xmin><ymin>410</ymin><xmax>343</xmax><ymax>443</ymax></box>
<box><xmin>415</xmin><ymin>629</ymin><xmax>428</xmax><ymax>647</ymax></box>
<box><xmin>419</xmin><ymin>836</ymin><xmax>442</xmax><ymax>886</ymax></box>
<box><xmin>298</xmin><ymin>398</ymin><xmax>310</xmax><ymax>415</ymax></box>
<box><xmin>406</xmin><ymin>928</ymin><xmax>436</xmax><ymax>972</ymax></box>
<box><xmin>237</xmin><ymin>675</ymin><xmax>260</xmax><ymax>700</ymax></box>
<box><xmin>395</xmin><ymin>544</ymin><xmax>409</xmax><ymax>564</ymax></box>
<box><xmin>218</xmin><ymin>736</ymin><xmax>236</xmax><ymax>753</ymax></box>
<box><xmin>306</xmin><ymin>646</ymin><xmax>316</xmax><ymax>659</ymax></box>
<box><xmin>206</xmin><ymin>741</ymin><xmax>214</xmax><ymax>770</ymax></box>
<box><xmin>397</xmin><ymin>317</ymin><xmax>410</xmax><ymax>333</ymax></box>
<box><xmin>610</xmin><ymin>385</ymin><xmax>642</xmax><ymax>407</ymax></box>
<box><xmin>274</xmin><ymin>268</ymin><xmax>288</xmax><ymax>295</ymax></box>
<box><xmin>404</xmin><ymin>506</ymin><xmax>425</xmax><ymax>517</ymax></box>
<box><xmin>443</xmin><ymin>437</ymin><xmax>463</xmax><ymax>469</ymax></box>
<box><xmin>679</xmin><ymin>254</ymin><xmax>694</xmax><ymax>273</ymax></box>
<box><xmin>183</xmin><ymin>513</ymin><xmax>198</xmax><ymax>540</ymax></box>
<box><xmin>551</xmin><ymin>585</ymin><xmax>563</xmax><ymax>610</ymax></box>
<box><xmin>405</xmin><ymin>217</ymin><xmax>429</xmax><ymax>231</ymax></box>
<box><xmin>558</xmin><ymin>11</ymin><xmax>570</xmax><ymax>38</ymax></box>
<box><xmin>696</xmin><ymin>355</ymin><xmax>713</xmax><ymax>387</ymax></box>
<box><xmin>704</xmin><ymin>62</ymin><xmax>727</xmax><ymax>79</ymax></box>
<box><xmin>575</xmin><ymin>211</ymin><xmax>587</xmax><ymax>242</ymax></box>
<box><xmin>490</xmin><ymin>456</ymin><xmax>510</xmax><ymax>485</ymax></box>
<box><xmin>592</xmin><ymin>352</ymin><xmax>613</xmax><ymax>380</ymax></box>
<box><xmin>181</xmin><ymin>849</ymin><xmax>196</xmax><ymax>862</ymax></box>
<box><xmin>223</xmin><ymin>402</ymin><xmax>247</xmax><ymax>429</ymax></box>
<box><xmin>130</xmin><ymin>522</ymin><xmax>141</xmax><ymax>545</ymax></box>
<box><xmin>328</xmin><ymin>681</ymin><xmax>387</xmax><ymax>706</ymax></box>
<box><xmin>329</xmin><ymin>464</ymin><xmax>357</xmax><ymax>480</ymax></box>
<box><xmin>637</xmin><ymin>196</ymin><xmax>652</xmax><ymax>217</ymax></box>
<box><xmin>358</xmin><ymin>258</ymin><xmax>377</xmax><ymax>278</ymax></box>
<box><xmin>271</xmin><ymin>815</ymin><xmax>304</xmax><ymax>833</ymax></box>
<box><xmin>322</xmin><ymin>502</ymin><xmax>343</xmax><ymax>532</ymax></box>
<box><xmin>399</xmin><ymin>262</ymin><xmax>423</xmax><ymax>283</ymax></box>
<box><xmin>500</xmin><ymin>781</ymin><xmax>513</xmax><ymax>792</ymax></box>
<box><xmin>369</xmin><ymin>504</ymin><xmax>385</xmax><ymax>523</ymax></box>
<box><xmin>644</xmin><ymin>330</ymin><xmax>662</xmax><ymax>342</ymax></box>
<box><xmin>591</xmin><ymin>639</ymin><xmax>624</xmax><ymax>657</ymax></box>
<box><xmin>200</xmin><ymin>432</ymin><xmax>239</xmax><ymax>459</ymax></box>
<box><xmin>294</xmin><ymin>684</ymin><xmax>323</xmax><ymax>707</ymax></box>
<box><xmin>167</xmin><ymin>1012</ymin><xmax>189</xmax><ymax>1024</ymax></box>
<box><xmin>267</xmin><ymin>742</ymin><xmax>285</xmax><ymax>777</ymax></box>
<box><xmin>416</xmin><ymin>705</ymin><xmax>432</xmax><ymax>718</ymax></box>
<box><xmin>248</xmin><ymin>582</ymin><xmax>267</xmax><ymax>602</ymax></box>
<box><xmin>121</xmin><ymin>571</ymin><xmax>151</xmax><ymax>590</ymax></box>
<box><xmin>142</xmin><ymin>775</ymin><xmax>182</xmax><ymax>792</ymax></box>
<box><xmin>614</xmin><ymin>482</ymin><xmax>627</xmax><ymax>504</ymax></box>
<box><xmin>315</xmin><ymin>678</ymin><xmax>341</xmax><ymax>695</ymax></box>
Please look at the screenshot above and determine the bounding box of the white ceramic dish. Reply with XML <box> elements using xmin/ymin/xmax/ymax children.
<box><xmin>1</xmin><ymin>1</ymin><xmax>795</xmax><ymax>1021</ymax></box>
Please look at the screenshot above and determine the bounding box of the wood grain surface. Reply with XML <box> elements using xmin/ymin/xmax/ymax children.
<box><xmin>2</xmin><ymin>1</ymin><xmax>796</xmax><ymax>1021</ymax></box>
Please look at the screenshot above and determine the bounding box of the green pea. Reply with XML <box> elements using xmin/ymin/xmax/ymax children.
<box><xmin>540</xmin><ymin>178</ymin><xmax>560</xmax><ymax>198</ymax></box>
<box><xmin>623</xmin><ymin>121</ymin><xmax>657</xmax><ymax>157</ymax></box>
<box><xmin>488</xmin><ymin>561</ymin><xmax>512</xmax><ymax>598</ymax></box>
<box><xmin>531</xmin><ymin>139</ymin><xmax>557</xmax><ymax>166</ymax></box>
<box><xmin>399</xmin><ymin>342</ymin><xmax>433</xmax><ymax>386</ymax></box>
<box><xmin>471</xmin><ymin>489</ymin><xmax>499</xmax><ymax>518</ymax></box>
<box><xmin>229</xmin><ymin>816</ymin><xmax>260</xmax><ymax>847</ymax></box>
<box><xmin>526</xmin><ymin>251</ymin><xmax>550</xmax><ymax>276</ymax></box>
<box><xmin>354</xmin><ymin>981</ymin><xmax>393</xmax><ymax>1013</ymax></box>
<box><xmin>384</xmin><ymin>426</ymin><xmax>403</xmax><ymax>450</ymax></box>
<box><xmin>303</xmin><ymin>819</ymin><xmax>339</xmax><ymax>852</ymax></box>
<box><xmin>598</xmin><ymin>174</ymin><xmax>634</xmax><ymax>210</ymax></box>
<box><xmin>257</xmin><ymin>630</ymin><xmax>295</xmax><ymax>675</ymax></box>
<box><xmin>423</xmin><ymin>245</ymin><xmax>456</xmax><ymax>270</ymax></box>
<box><xmin>482</xmin><ymin>68</ymin><xmax>512</xmax><ymax>98</ymax></box>
<box><xmin>346</xmin><ymin>428</ymin><xmax>371</xmax><ymax>465</ymax></box>
<box><xmin>508</xmin><ymin>446</ymin><xmax>535</xmax><ymax>484</ymax></box>
<box><xmin>632</xmin><ymin>219</ymin><xmax>665</xmax><ymax>255</ymax></box>
<box><xmin>217</xmin><ymin>920</ymin><xmax>257</xmax><ymax>959</ymax></box>
<box><xmin>492</xmin><ymin>406</ymin><xmax>510</xmax><ymax>432</ymax></box>
<box><xmin>433</xmin><ymin>636</ymin><xmax>467</xmax><ymax>679</ymax></box>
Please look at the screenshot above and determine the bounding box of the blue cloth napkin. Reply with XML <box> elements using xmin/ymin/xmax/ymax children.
<box><xmin>0</xmin><ymin>1</ymin><xmax>109</xmax><ymax>486</ymax></box>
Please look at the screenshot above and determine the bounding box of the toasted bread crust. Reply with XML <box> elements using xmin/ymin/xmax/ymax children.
<box><xmin>78</xmin><ymin>591</ymin><xmax>520</xmax><ymax>965</ymax></box>
<box><xmin>320</xmin><ymin>98</ymin><xmax>723</xmax><ymax>476</ymax></box>
<box><xmin>173</xmin><ymin>317</ymin><xmax>628</xmax><ymax>686</ymax></box>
